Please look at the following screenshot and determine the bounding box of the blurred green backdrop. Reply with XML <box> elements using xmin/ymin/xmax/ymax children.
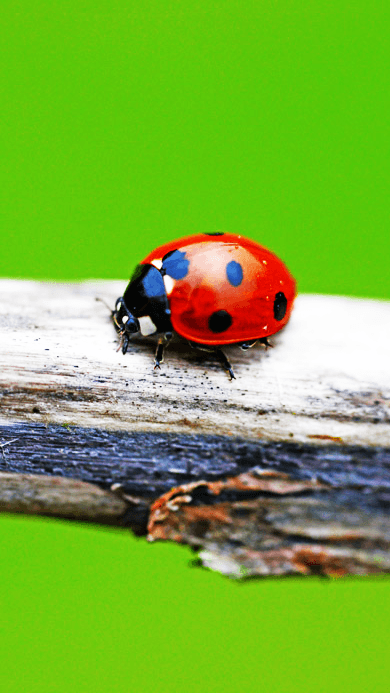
<box><xmin>1</xmin><ymin>2</ymin><xmax>389</xmax><ymax>692</ymax></box>
<box><xmin>2</xmin><ymin>0</ymin><xmax>389</xmax><ymax>297</ymax></box>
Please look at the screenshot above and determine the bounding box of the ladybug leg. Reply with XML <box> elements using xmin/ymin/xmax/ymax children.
<box><xmin>259</xmin><ymin>337</ymin><xmax>273</xmax><ymax>348</ymax></box>
<box><xmin>239</xmin><ymin>340</ymin><xmax>257</xmax><ymax>351</ymax></box>
<box><xmin>214</xmin><ymin>348</ymin><xmax>236</xmax><ymax>381</ymax></box>
<box><xmin>188</xmin><ymin>341</ymin><xmax>236</xmax><ymax>380</ymax></box>
<box><xmin>115</xmin><ymin>330</ymin><xmax>130</xmax><ymax>354</ymax></box>
<box><xmin>154</xmin><ymin>332</ymin><xmax>172</xmax><ymax>370</ymax></box>
<box><xmin>120</xmin><ymin>333</ymin><xmax>130</xmax><ymax>355</ymax></box>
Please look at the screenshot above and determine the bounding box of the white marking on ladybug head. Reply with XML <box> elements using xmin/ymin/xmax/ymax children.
<box><xmin>163</xmin><ymin>274</ymin><xmax>175</xmax><ymax>296</ymax></box>
<box><xmin>139</xmin><ymin>316</ymin><xmax>157</xmax><ymax>336</ymax></box>
<box><xmin>151</xmin><ymin>259</ymin><xmax>163</xmax><ymax>270</ymax></box>
<box><xmin>122</xmin><ymin>315</ymin><xmax>129</xmax><ymax>323</ymax></box>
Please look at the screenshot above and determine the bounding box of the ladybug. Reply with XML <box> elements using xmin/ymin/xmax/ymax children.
<box><xmin>113</xmin><ymin>232</ymin><xmax>296</xmax><ymax>379</ymax></box>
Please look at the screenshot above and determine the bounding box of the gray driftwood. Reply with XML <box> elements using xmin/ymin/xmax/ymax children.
<box><xmin>0</xmin><ymin>279</ymin><xmax>389</xmax><ymax>577</ymax></box>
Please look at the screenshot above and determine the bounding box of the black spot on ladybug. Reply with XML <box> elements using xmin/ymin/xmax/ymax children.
<box><xmin>161</xmin><ymin>249</ymin><xmax>189</xmax><ymax>279</ymax></box>
<box><xmin>274</xmin><ymin>292</ymin><xmax>287</xmax><ymax>320</ymax></box>
<box><xmin>226</xmin><ymin>260</ymin><xmax>243</xmax><ymax>287</ymax></box>
<box><xmin>204</xmin><ymin>232</ymin><xmax>225</xmax><ymax>236</ymax></box>
<box><xmin>208</xmin><ymin>310</ymin><xmax>233</xmax><ymax>333</ymax></box>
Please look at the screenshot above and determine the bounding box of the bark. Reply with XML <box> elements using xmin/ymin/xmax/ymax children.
<box><xmin>0</xmin><ymin>279</ymin><xmax>389</xmax><ymax>576</ymax></box>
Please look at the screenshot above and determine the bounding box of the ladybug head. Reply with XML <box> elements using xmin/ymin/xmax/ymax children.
<box><xmin>113</xmin><ymin>297</ymin><xmax>140</xmax><ymax>337</ymax></box>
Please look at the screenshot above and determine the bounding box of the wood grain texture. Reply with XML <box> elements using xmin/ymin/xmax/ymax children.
<box><xmin>1</xmin><ymin>279</ymin><xmax>389</xmax><ymax>576</ymax></box>
<box><xmin>1</xmin><ymin>421</ymin><xmax>389</xmax><ymax>576</ymax></box>
<box><xmin>1</xmin><ymin>423</ymin><xmax>389</xmax><ymax>508</ymax></box>
<box><xmin>0</xmin><ymin>279</ymin><xmax>389</xmax><ymax>446</ymax></box>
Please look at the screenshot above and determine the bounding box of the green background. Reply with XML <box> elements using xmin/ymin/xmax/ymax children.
<box><xmin>1</xmin><ymin>2</ymin><xmax>389</xmax><ymax>691</ymax></box>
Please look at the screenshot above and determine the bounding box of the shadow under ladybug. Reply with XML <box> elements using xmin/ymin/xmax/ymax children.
<box><xmin>112</xmin><ymin>233</ymin><xmax>296</xmax><ymax>380</ymax></box>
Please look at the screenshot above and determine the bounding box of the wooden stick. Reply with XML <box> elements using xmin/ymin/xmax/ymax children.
<box><xmin>0</xmin><ymin>279</ymin><xmax>389</xmax><ymax>576</ymax></box>
<box><xmin>1</xmin><ymin>279</ymin><xmax>389</xmax><ymax>444</ymax></box>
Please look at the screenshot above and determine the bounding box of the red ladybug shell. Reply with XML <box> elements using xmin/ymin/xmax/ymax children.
<box><xmin>141</xmin><ymin>233</ymin><xmax>296</xmax><ymax>346</ymax></box>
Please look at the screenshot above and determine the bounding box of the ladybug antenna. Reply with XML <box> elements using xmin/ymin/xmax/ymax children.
<box><xmin>95</xmin><ymin>296</ymin><xmax>115</xmax><ymax>316</ymax></box>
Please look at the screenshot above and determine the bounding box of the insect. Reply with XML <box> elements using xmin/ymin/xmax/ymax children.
<box><xmin>113</xmin><ymin>232</ymin><xmax>296</xmax><ymax>379</ymax></box>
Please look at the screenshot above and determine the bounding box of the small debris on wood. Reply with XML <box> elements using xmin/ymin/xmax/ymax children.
<box><xmin>308</xmin><ymin>434</ymin><xmax>344</xmax><ymax>443</ymax></box>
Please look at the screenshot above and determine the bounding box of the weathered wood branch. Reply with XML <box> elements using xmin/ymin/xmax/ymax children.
<box><xmin>0</xmin><ymin>279</ymin><xmax>389</xmax><ymax>577</ymax></box>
